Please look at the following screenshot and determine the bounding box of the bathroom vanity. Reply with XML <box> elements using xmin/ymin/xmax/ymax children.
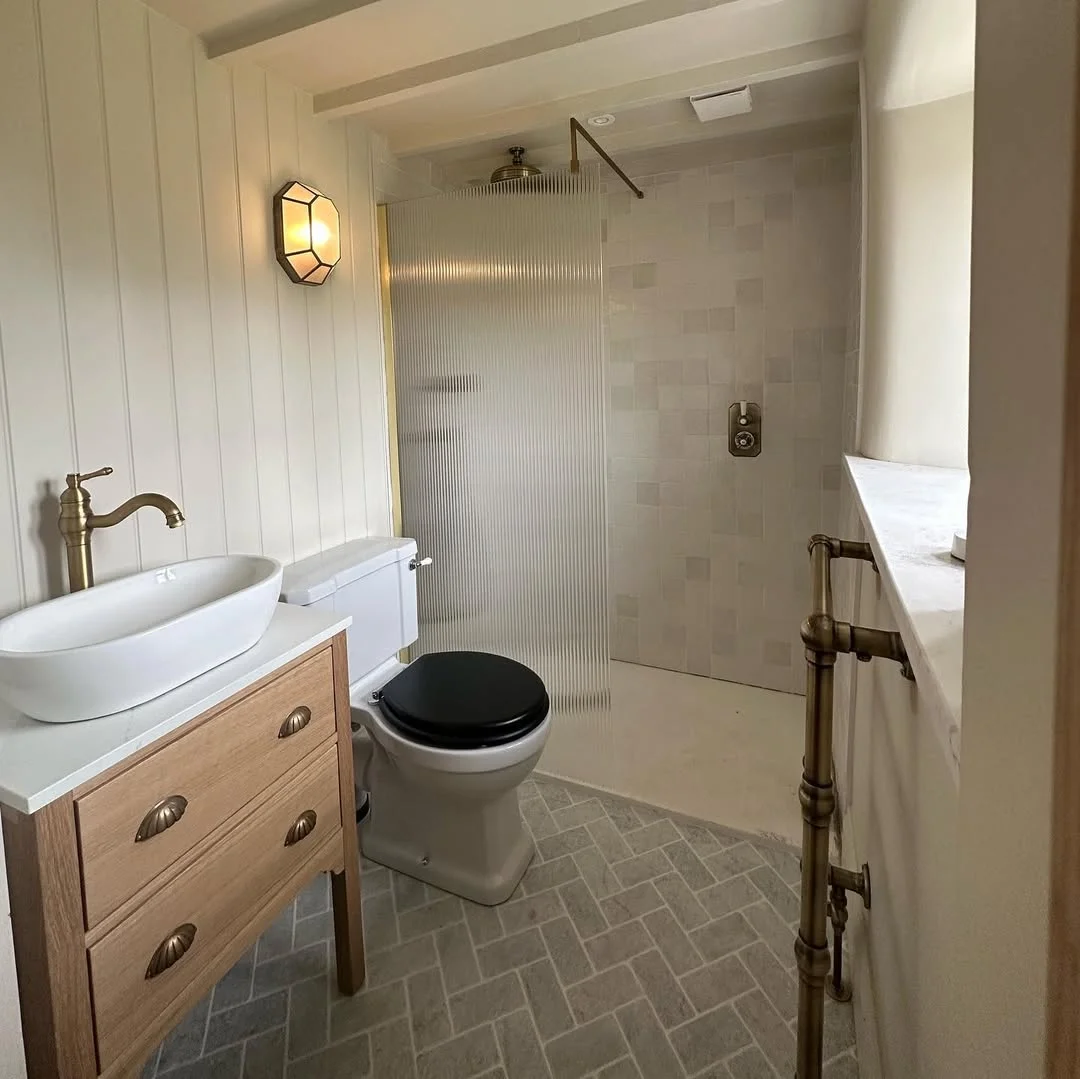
<box><xmin>0</xmin><ymin>604</ymin><xmax>364</xmax><ymax>1078</ymax></box>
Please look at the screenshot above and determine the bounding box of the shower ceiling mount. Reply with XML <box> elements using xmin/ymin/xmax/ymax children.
<box><xmin>569</xmin><ymin>118</ymin><xmax>643</xmax><ymax>200</ymax></box>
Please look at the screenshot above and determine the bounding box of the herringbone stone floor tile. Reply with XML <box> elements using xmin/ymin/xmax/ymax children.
<box><xmin>143</xmin><ymin>777</ymin><xmax>857</xmax><ymax>1079</ymax></box>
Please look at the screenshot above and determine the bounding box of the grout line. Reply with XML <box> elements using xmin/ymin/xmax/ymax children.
<box><xmin>143</xmin><ymin>6</ymin><xmax>189</xmax><ymax>563</ymax></box>
<box><xmin>226</xmin><ymin>66</ymin><xmax>262</xmax><ymax>557</ymax></box>
<box><xmin>91</xmin><ymin>0</ymin><xmax>140</xmax><ymax>573</ymax></box>
<box><xmin>31</xmin><ymin>0</ymin><xmax>80</xmax><ymax>478</ymax></box>
<box><xmin>147</xmin><ymin>778</ymin><xmax>846</xmax><ymax>1075</ymax></box>
<box><xmin>189</xmin><ymin>39</ymin><xmax>229</xmax><ymax>554</ymax></box>
<box><xmin>0</xmin><ymin>324</ymin><xmax>27</xmax><ymax>611</ymax></box>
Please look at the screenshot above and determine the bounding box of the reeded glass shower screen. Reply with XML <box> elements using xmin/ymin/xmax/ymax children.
<box><xmin>386</xmin><ymin>172</ymin><xmax>609</xmax><ymax>751</ymax></box>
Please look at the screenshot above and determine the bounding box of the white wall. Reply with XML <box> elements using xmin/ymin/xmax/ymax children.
<box><xmin>864</xmin><ymin>0</ymin><xmax>976</xmax><ymax>111</ymax></box>
<box><xmin>859</xmin><ymin>93</ymin><xmax>973</xmax><ymax>468</ymax></box>
<box><xmin>373</xmin><ymin>135</ymin><xmax>445</xmax><ymax>204</ymax></box>
<box><xmin>856</xmin><ymin>0</ymin><xmax>975</xmax><ymax>469</ymax></box>
<box><xmin>0</xmin><ymin>0</ymin><xmax>394</xmax><ymax>1069</ymax></box>
<box><xmin>949</xmin><ymin>1</ymin><xmax>1076</xmax><ymax>1074</ymax></box>
<box><xmin>841</xmin><ymin>3</ymin><xmax>1078</xmax><ymax>1077</ymax></box>
<box><xmin>837</xmin><ymin>549</ymin><xmax>959</xmax><ymax>1079</ymax></box>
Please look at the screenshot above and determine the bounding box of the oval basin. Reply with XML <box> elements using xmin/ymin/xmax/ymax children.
<box><xmin>0</xmin><ymin>556</ymin><xmax>283</xmax><ymax>722</ymax></box>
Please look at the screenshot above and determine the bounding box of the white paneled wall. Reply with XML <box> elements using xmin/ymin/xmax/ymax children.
<box><xmin>0</xmin><ymin>0</ymin><xmax>392</xmax><ymax>618</ymax></box>
<box><xmin>0</xmin><ymin>1</ymin><xmax>393</xmax><ymax>1067</ymax></box>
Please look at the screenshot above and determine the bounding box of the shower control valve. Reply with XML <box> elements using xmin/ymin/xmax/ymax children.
<box><xmin>728</xmin><ymin>401</ymin><xmax>762</xmax><ymax>457</ymax></box>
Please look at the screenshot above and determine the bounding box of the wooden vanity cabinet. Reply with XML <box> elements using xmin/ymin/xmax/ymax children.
<box><xmin>0</xmin><ymin>631</ymin><xmax>364</xmax><ymax>1079</ymax></box>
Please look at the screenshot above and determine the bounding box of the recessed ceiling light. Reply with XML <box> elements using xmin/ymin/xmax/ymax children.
<box><xmin>587</xmin><ymin>114</ymin><xmax>615</xmax><ymax>127</ymax></box>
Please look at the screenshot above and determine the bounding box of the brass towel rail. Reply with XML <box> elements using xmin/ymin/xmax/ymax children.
<box><xmin>796</xmin><ymin>535</ymin><xmax>913</xmax><ymax>1078</ymax></box>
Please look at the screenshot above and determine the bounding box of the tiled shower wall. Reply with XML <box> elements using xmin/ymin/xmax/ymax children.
<box><xmin>604</xmin><ymin>134</ymin><xmax>853</xmax><ymax>694</ymax></box>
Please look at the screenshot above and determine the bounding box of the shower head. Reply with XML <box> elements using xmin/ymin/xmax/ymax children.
<box><xmin>490</xmin><ymin>146</ymin><xmax>541</xmax><ymax>185</ymax></box>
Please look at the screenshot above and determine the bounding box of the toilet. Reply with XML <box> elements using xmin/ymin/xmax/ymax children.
<box><xmin>280</xmin><ymin>537</ymin><xmax>551</xmax><ymax>905</ymax></box>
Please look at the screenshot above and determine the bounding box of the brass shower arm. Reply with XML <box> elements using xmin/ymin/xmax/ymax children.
<box><xmin>568</xmin><ymin>118</ymin><xmax>645</xmax><ymax>200</ymax></box>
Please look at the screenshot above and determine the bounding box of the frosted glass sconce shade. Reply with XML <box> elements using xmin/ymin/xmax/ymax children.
<box><xmin>273</xmin><ymin>181</ymin><xmax>340</xmax><ymax>285</ymax></box>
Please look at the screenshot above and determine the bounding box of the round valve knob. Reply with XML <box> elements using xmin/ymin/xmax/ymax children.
<box><xmin>734</xmin><ymin>430</ymin><xmax>756</xmax><ymax>450</ymax></box>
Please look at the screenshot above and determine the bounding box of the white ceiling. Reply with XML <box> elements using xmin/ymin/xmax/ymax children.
<box><xmin>147</xmin><ymin>0</ymin><xmax>865</xmax><ymax>160</ymax></box>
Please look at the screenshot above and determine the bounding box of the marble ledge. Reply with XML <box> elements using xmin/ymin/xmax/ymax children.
<box><xmin>0</xmin><ymin>604</ymin><xmax>351</xmax><ymax>815</ymax></box>
<box><xmin>844</xmin><ymin>455</ymin><xmax>968</xmax><ymax>777</ymax></box>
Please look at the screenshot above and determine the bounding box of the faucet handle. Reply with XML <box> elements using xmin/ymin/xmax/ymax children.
<box><xmin>66</xmin><ymin>466</ymin><xmax>113</xmax><ymax>488</ymax></box>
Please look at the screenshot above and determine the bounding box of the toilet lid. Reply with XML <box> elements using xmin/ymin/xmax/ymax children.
<box><xmin>377</xmin><ymin>651</ymin><xmax>550</xmax><ymax>750</ymax></box>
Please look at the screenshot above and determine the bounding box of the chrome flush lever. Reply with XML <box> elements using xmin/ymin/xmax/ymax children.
<box><xmin>409</xmin><ymin>556</ymin><xmax>433</xmax><ymax>571</ymax></box>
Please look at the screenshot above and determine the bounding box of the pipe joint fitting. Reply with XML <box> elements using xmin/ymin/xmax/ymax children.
<box><xmin>794</xmin><ymin>935</ymin><xmax>831</xmax><ymax>980</ymax></box>
<box><xmin>801</xmin><ymin>613</ymin><xmax>836</xmax><ymax>653</ymax></box>
<box><xmin>798</xmin><ymin>779</ymin><xmax>835</xmax><ymax>822</ymax></box>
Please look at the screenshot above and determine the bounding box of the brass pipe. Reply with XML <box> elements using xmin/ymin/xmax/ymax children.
<box><xmin>796</xmin><ymin>648</ymin><xmax>835</xmax><ymax>1076</ymax></box>
<box><xmin>568</xmin><ymin>118</ymin><xmax>645</xmax><ymax>199</ymax></box>
<box><xmin>827</xmin><ymin>882</ymin><xmax>850</xmax><ymax>1002</ymax></box>
<box><xmin>796</xmin><ymin>535</ymin><xmax>909</xmax><ymax>1078</ymax></box>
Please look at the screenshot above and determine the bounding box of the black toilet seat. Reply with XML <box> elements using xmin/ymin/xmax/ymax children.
<box><xmin>376</xmin><ymin>651</ymin><xmax>550</xmax><ymax>750</ymax></box>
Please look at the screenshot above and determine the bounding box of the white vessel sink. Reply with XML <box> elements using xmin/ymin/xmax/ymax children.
<box><xmin>0</xmin><ymin>556</ymin><xmax>283</xmax><ymax>723</ymax></box>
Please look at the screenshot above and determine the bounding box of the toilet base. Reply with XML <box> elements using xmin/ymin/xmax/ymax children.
<box><xmin>356</xmin><ymin>738</ymin><xmax>538</xmax><ymax>906</ymax></box>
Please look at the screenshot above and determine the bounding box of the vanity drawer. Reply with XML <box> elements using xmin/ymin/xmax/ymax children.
<box><xmin>76</xmin><ymin>646</ymin><xmax>337</xmax><ymax>928</ymax></box>
<box><xmin>89</xmin><ymin>745</ymin><xmax>341</xmax><ymax>1071</ymax></box>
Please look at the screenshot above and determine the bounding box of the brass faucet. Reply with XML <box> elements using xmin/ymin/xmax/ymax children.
<box><xmin>58</xmin><ymin>467</ymin><xmax>185</xmax><ymax>592</ymax></box>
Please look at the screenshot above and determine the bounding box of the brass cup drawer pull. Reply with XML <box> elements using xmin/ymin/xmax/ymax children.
<box><xmin>285</xmin><ymin>809</ymin><xmax>318</xmax><ymax>847</ymax></box>
<box><xmin>134</xmin><ymin>795</ymin><xmax>188</xmax><ymax>843</ymax></box>
<box><xmin>278</xmin><ymin>705</ymin><xmax>312</xmax><ymax>739</ymax></box>
<box><xmin>145</xmin><ymin>923</ymin><xmax>197</xmax><ymax>980</ymax></box>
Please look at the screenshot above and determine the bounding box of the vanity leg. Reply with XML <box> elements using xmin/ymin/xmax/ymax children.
<box><xmin>2</xmin><ymin>797</ymin><xmax>97</xmax><ymax>1078</ymax></box>
<box><xmin>330</xmin><ymin>632</ymin><xmax>365</xmax><ymax>994</ymax></box>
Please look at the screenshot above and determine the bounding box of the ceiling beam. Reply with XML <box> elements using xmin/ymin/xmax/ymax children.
<box><xmin>378</xmin><ymin>35</ymin><xmax>860</xmax><ymax>156</ymax></box>
<box><xmin>313</xmin><ymin>0</ymin><xmax>757</xmax><ymax>116</ymax></box>
<box><xmin>203</xmin><ymin>0</ymin><xmax>386</xmax><ymax>60</ymax></box>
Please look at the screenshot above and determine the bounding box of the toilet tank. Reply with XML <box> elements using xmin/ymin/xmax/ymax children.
<box><xmin>280</xmin><ymin>537</ymin><xmax>419</xmax><ymax>683</ymax></box>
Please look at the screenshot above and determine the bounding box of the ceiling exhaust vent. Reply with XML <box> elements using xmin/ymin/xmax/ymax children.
<box><xmin>690</xmin><ymin>86</ymin><xmax>753</xmax><ymax>123</ymax></box>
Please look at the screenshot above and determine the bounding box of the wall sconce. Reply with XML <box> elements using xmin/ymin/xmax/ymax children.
<box><xmin>273</xmin><ymin>181</ymin><xmax>340</xmax><ymax>285</ymax></box>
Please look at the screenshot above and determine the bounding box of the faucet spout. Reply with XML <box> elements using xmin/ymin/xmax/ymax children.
<box><xmin>90</xmin><ymin>493</ymin><xmax>186</xmax><ymax>531</ymax></box>
<box><xmin>58</xmin><ymin>468</ymin><xmax>186</xmax><ymax>591</ymax></box>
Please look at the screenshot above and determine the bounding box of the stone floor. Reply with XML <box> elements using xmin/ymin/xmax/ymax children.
<box><xmin>142</xmin><ymin>777</ymin><xmax>858</xmax><ymax>1079</ymax></box>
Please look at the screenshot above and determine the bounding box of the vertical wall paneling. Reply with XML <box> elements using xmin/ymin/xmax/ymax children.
<box><xmin>194</xmin><ymin>50</ymin><xmax>262</xmax><ymax>556</ymax></box>
<box><xmin>148</xmin><ymin>12</ymin><xmax>226</xmax><ymax>559</ymax></box>
<box><xmin>40</xmin><ymin>0</ymin><xmax>138</xmax><ymax>582</ymax></box>
<box><xmin>298</xmin><ymin>104</ymin><xmax>347</xmax><ymax>551</ymax></box>
<box><xmin>232</xmin><ymin>64</ymin><xmax>294</xmax><ymax>564</ymax></box>
<box><xmin>0</xmin><ymin>327</ymin><xmax>22</xmax><ymax>619</ymax></box>
<box><xmin>347</xmin><ymin>121</ymin><xmax>392</xmax><ymax>534</ymax></box>
<box><xmin>0</xmin><ymin>5</ymin><xmax>392</xmax><ymax>582</ymax></box>
<box><xmin>0</xmin><ymin>0</ymin><xmax>404</xmax><ymax>1056</ymax></box>
<box><xmin>325</xmin><ymin>125</ymin><xmax>368</xmax><ymax>540</ymax></box>
<box><xmin>98</xmin><ymin>0</ymin><xmax>187</xmax><ymax>571</ymax></box>
<box><xmin>40</xmin><ymin>0</ymin><xmax>139</xmax><ymax>584</ymax></box>
<box><xmin>267</xmin><ymin>79</ymin><xmax>321</xmax><ymax>558</ymax></box>
<box><xmin>0</xmin><ymin>0</ymin><xmax>75</xmax><ymax>611</ymax></box>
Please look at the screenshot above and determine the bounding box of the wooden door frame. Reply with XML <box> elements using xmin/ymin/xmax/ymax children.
<box><xmin>1047</xmin><ymin>25</ymin><xmax>1080</xmax><ymax>1076</ymax></box>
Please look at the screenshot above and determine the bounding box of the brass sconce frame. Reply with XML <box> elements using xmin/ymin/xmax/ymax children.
<box><xmin>273</xmin><ymin>180</ymin><xmax>340</xmax><ymax>285</ymax></box>
<box><xmin>796</xmin><ymin>535</ymin><xmax>912</xmax><ymax>1078</ymax></box>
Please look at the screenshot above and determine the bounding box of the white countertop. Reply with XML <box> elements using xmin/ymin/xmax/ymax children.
<box><xmin>844</xmin><ymin>455</ymin><xmax>967</xmax><ymax>774</ymax></box>
<box><xmin>0</xmin><ymin>604</ymin><xmax>350</xmax><ymax>814</ymax></box>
